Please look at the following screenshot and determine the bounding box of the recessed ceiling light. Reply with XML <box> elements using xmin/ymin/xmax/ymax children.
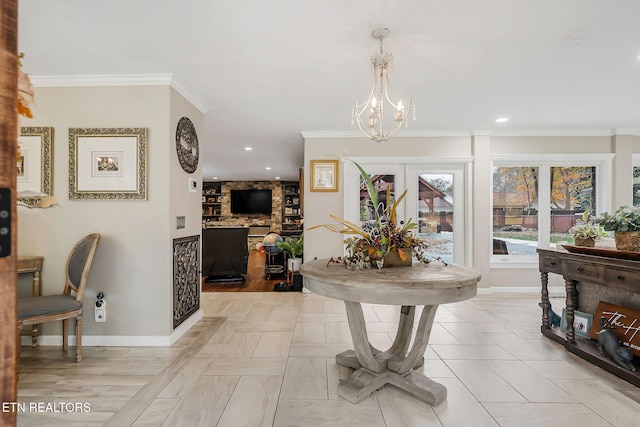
<box><xmin>212</xmin><ymin>176</ymin><xmax>219</xmax><ymax>180</ymax></box>
<box><xmin>496</xmin><ymin>117</ymin><xmax>509</xmax><ymax>123</ymax></box>
<box><xmin>244</xmin><ymin>147</ymin><xmax>253</xmax><ymax>151</ymax></box>
<box><xmin>275</xmin><ymin>176</ymin><xmax>281</xmax><ymax>180</ymax></box>
<box><xmin>265</xmin><ymin>166</ymin><xmax>271</xmax><ymax>170</ymax></box>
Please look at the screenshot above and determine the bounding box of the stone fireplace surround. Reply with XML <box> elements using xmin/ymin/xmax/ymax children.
<box><xmin>205</xmin><ymin>180</ymin><xmax>284</xmax><ymax>249</ymax></box>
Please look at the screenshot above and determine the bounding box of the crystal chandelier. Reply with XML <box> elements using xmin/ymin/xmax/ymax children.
<box><xmin>352</xmin><ymin>28</ymin><xmax>415</xmax><ymax>143</ymax></box>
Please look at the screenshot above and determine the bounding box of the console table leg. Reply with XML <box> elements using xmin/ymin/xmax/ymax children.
<box><xmin>565</xmin><ymin>279</ymin><xmax>577</xmax><ymax>343</ymax></box>
<box><xmin>540</xmin><ymin>272</ymin><xmax>550</xmax><ymax>329</ymax></box>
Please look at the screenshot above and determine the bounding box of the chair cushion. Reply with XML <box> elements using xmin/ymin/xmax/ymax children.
<box><xmin>17</xmin><ymin>295</ymin><xmax>82</xmax><ymax>319</ymax></box>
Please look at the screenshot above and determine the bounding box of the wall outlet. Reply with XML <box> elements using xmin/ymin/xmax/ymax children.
<box><xmin>189</xmin><ymin>178</ymin><xmax>197</xmax><ymax>192</ymax></box>
<box><xmin>95</xmin><ymin>300</ymin><xmax>106</xmax><ymax>322</ymax></box>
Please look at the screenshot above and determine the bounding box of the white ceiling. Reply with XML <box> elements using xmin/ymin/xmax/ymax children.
<box><xmin>18</xmin><ymin>0</ymin><xmax>640</xmax><ymax>181</ymax></box>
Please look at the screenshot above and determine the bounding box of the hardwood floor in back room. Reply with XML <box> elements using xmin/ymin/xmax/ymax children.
<box><xmin>202</xmin><ymin>249</ymin><xmax>286</xmax><ymax>292</ymax></box>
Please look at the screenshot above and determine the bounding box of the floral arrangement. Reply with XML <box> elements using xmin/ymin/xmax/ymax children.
<box><xmin>310</xmin><ymin>160</ymin><xmax>432</xmax><ymax>269</ymax></box>
<box><xmin>17</xmin><ymin>53</ymin><xmax>34</xmax><ymax>123</ymax></box>
<box><xmin>568</xmin><ymin>211</ymin><xmax>606</xmax><ymax>241</ymax></box>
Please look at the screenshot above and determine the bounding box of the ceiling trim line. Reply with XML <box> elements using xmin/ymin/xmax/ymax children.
<box><xmin>302</xmin><ymin>129</ymin><xmax>628</xmax><ymax>139</ymax></box>
<box><xmin>492</xmin><ymin>129</ymin><xmax>623</xmax><ymax>137</ymax></box>
<box><xmin>29</xmin><ymin>73</ymin><xmax>209</xmax><ymax>114</ymax></box>
<box><xmin>301</xmin><ymin>130</ymin><xmax>473</xmax><ymax>139</ymax></box>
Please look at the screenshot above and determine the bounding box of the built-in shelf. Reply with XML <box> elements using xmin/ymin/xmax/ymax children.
<box><xmin>202</xmin><ymin>182</ymin><xmax>223</xmax><ymax>226</ymax></box>
<box><xmin>282</xmin><ymin>181</ymin><xmax>302</xmax><ymax>236</ymax></box>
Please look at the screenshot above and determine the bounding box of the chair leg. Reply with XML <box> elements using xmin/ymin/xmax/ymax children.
<box><xmin>75</xmin><ymin>317</ymin><xmax>82</xmax><ymax>362</ymax></box>
<box><xmin>62</xmin><ymin>319</ymin><xmax>69</xmax><ymax>351</ymax></box>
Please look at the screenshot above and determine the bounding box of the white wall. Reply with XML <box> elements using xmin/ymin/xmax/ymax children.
<box><xmin>18</xmin><ymin>83</ymin><xmax>203</xmax><ymax>344</ymax></box>
<box><xmin>303</xmin><ymin>133</ymin><xmax>638</xmax><ymax>290</ymax></box>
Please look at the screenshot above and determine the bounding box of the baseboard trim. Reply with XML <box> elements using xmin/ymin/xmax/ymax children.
<box><xmin>20</xmin><ymin>309</ymin><xmax>205</xmax><ymax>347</ymax></box>
<box><xmin>170</xmin><ymin>309</ymin><xmax>204</xmax><ymax>345</ymax></box>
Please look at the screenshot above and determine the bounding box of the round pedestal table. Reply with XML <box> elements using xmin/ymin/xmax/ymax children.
<box><xmin>300</xmin><ymin>259</ymin><xmax>480</xmax><ymax>405</ymax></box>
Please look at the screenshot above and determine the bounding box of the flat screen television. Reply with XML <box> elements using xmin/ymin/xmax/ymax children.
<box><xmin>230</xmin><ymin>189</ymin><xmax>272</xmax><ymax>214</ymax></box>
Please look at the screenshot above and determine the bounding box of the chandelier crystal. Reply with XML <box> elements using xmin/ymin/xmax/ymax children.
<box><xmin>352</xmin><ymin>28</ymin><xmax>415</xmax><ymax>143</ymax></box>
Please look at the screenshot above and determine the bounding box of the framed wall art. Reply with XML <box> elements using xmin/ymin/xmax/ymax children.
<box><xmin>560</xmin><ymin>308</ymin><xmax>593</xmax><ymax>339</ymax></box>
<box><xmin>17</xmin><ymin>126</ymin><xmax>53</xmax><ymax>205</ymax></box>
<box><xmin>69</xmin><ymin>128</ymin><xmax>148</xmax><ymax>200</ymax></box>
<box><xmin>310</xmin><ymin>159</ymin><xmax>339</xmax><ymax>192</ymax></box>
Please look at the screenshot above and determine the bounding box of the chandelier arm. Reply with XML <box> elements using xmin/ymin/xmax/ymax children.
<box><xmin>355</xmin><ymin>83</ymin><xmax>377</xmax><ymax>116</ymax></box>
<box><xmin>353</xmin><ymin>112</ymin><xmax>376</xmax><ymax>141</ymax></box>
<box><xmin>377</xmin><ymin>93</ymin><xmax>385</xmax><ymax>137</ymax></box>
<box><xmin>382</xmin><ymin>72</ymin><xmax>398</xmax><ymax>109</ymax></box>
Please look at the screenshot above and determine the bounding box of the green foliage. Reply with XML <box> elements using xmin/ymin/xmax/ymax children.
<box><xmin>276</xmin><ymin>234</ymin><xmax>304</xmax><ymax>258</ymax></box>
<box><xmin>569</xmin><ymin>211</ymin><xmax>606</xmax><ymax>240</ymax></box>
<box><xmin>427</xmin><ymin>177</ymin><xmax>453</xmax><ymax>193</ymax></box>
<box><xmin>595</xmin><ymin>206</ymin><xmax>640</xmax><ymax>232</ymax></box>
<box><xmin>309</xmin><ymin>159</ymin><xmax>428</xmax><ymax>261</ymax></box>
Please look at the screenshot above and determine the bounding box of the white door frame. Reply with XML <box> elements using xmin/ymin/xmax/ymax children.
<box><xmin>343</xmin><ymin>156</ymin><xmax>473</xmax><ymax>266</ymax></box>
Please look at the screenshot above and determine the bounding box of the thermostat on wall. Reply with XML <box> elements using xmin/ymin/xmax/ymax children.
<box><xmin>189</xmin><ymin>178</ymin><xmax>197</xmax><ymax>192</ymax></box>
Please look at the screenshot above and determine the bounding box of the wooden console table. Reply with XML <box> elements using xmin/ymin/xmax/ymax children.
<box><xmin>17</xmin><ymin>255</ymin><xmax>43</xmax><ymax>346</ymax></box>
<box><xmin>538</xmin><ymin>247</ymin><xmax>640</xmax><ymax>386</ymax></box>
<box><xmin>300</xmin><ymin>259</ymin><xmax>480</xmax><ymax>405</ymax></box>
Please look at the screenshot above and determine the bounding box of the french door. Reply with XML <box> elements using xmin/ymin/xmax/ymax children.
<box><xmin>344</xmin><ymin>159</ymin><xmax>470</xmax><ymax>266</ymax></box>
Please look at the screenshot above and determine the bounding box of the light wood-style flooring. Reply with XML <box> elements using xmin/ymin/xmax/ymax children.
<box><xmin>16</xmin><ymin>292</ymin><xmax>640</xmax><ymax>426</ymax></box>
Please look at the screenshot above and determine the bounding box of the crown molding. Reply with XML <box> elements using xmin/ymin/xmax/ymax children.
<box><xmin>492</xmin><ymin>129</ymin><xmax>621</xmax><ymax>137</ymax></box>
<box><xmin>301</xmin><ymin>130</ymin><xmax>473</xmax><ymax>139</ymax></box>
<box><xmin>169</xmin><ymin>75</ymin><xmax>209</xmax><ymax>114</ymax></box>
<box><xmin>491</xmin><ymin>153</ymin><xmax>615</xmax><ymax>162</ymax></box>
<box><xmin>29</xmin><ymin>73</ymin><xmax>209</xmax><ymax>114</ymax></box>
<box><xmin>302</xmin><ymin>128</ymin><xmax>639</xmax><ymax>139</ymax></box>
<box><xmin>614</xmin><ymin>128</ymin><xmax>640</xmax><ymax>136</ymax></box>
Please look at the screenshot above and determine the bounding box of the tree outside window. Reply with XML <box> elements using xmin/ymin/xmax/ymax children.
<box><xmin>493</xmin><ymin>165</ymin><xmax>596</xmax><ymax>255</ymax></box>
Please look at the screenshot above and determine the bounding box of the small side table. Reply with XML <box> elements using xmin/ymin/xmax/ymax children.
<box><xmin>17</xmin><ymin>255</ymin><xmax>44</xmax><ymax>346</ymax></box>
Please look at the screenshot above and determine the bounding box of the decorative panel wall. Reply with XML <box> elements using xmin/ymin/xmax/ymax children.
<box><xmin>173</xmin><ymin>235</ymin><xmax>200</xmax><ymax>329</ymax></box>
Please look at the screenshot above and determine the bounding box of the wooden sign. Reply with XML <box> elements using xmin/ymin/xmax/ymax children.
<box><xmin>588</xmin><ymin>301</ymin><xmax>640</xmax><ymax>356</ymax></box>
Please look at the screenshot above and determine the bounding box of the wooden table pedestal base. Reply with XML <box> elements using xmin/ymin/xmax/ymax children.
<box><xmin>335</xmin><ymin>301</ymin><xmax>445</xmax><ymax>405</ymax></box>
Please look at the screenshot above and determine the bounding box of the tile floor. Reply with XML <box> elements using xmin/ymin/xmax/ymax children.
<box><xmin>16</xmin><ymin>292</ymin><xmax>640</xmax><ymax>426</ymax></box>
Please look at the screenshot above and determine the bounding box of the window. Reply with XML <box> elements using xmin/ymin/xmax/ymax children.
<box><xmin>634</xmin><ymin>166</ymin><xmax>640</xmax><ymax>207</ymax></box>
<box><xmin>492</xmin><ymin>166</ymin><xmax>539</xmax><ymax>256</ymax></box>
<box><xmin>491</xmin><ymin>155</ymin><xmax>612</xmax><ymax>265</ymax></box>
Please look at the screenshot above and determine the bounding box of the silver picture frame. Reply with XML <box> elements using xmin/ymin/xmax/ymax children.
<box><xmin>18</xmin><ymin>126</ymin><xmax>54</xmax><ymax>207</ymax></box>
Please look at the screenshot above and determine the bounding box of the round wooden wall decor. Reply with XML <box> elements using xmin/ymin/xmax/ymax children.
<box><xmin>175</xmin><ymin>117</ymin><xmax>199</xmax><ymax>173</ymax></box>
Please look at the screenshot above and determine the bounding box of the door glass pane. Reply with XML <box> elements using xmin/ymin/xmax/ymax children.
<box><xmin>360</xmin><ymin>174</ymin><xmax>395</xmax><ymax>228</ymax></box>
<box><xmin>549</xmin><ymin>166</ymin><xmax>595</xmax><ymax>244</ymax></box>
<box><xmin>492</xmin><ymin>167</ymin><xmax>539</xmax><ymax>255</ymax></box>
<box><xmin>417</xmin><ymin>173</ymin><xmax>454</xmax><ymax>264</ymax></box>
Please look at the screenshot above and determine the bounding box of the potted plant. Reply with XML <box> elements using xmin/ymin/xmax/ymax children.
<box><xmin>310</xmin><ymin>160</ymin><xmax>430</xmax><ymax>269</ymax></box>
<box><xmin>595</xmin><ymin>205</ymin><xmax>640</xmax><ymax>251</ymax></box>
<box><xmin>568</xmin><ymin>211</ymin><xmax>606</xmax><ymax>247</ymax></box>
<box><xmin>277</xmin><ymin>234</ymin><xmax>304</xmax><ymax>271</ymax></box>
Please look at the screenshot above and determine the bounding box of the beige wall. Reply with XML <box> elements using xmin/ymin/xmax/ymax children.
<box><xmin>18</xmin><ymin>84</ymin><xmax>203</xmax><ymax>344</ymax></box>
<box><xmin>303</xmin><ymin>133</ymin><xmax>639</xmax><ymax>290</ymax></box>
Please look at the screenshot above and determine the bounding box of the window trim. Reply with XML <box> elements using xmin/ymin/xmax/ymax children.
<box><xmin>490</xmin><ymin>154</ymin><xmax>613</xmax><ymax>267</ymax></box>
